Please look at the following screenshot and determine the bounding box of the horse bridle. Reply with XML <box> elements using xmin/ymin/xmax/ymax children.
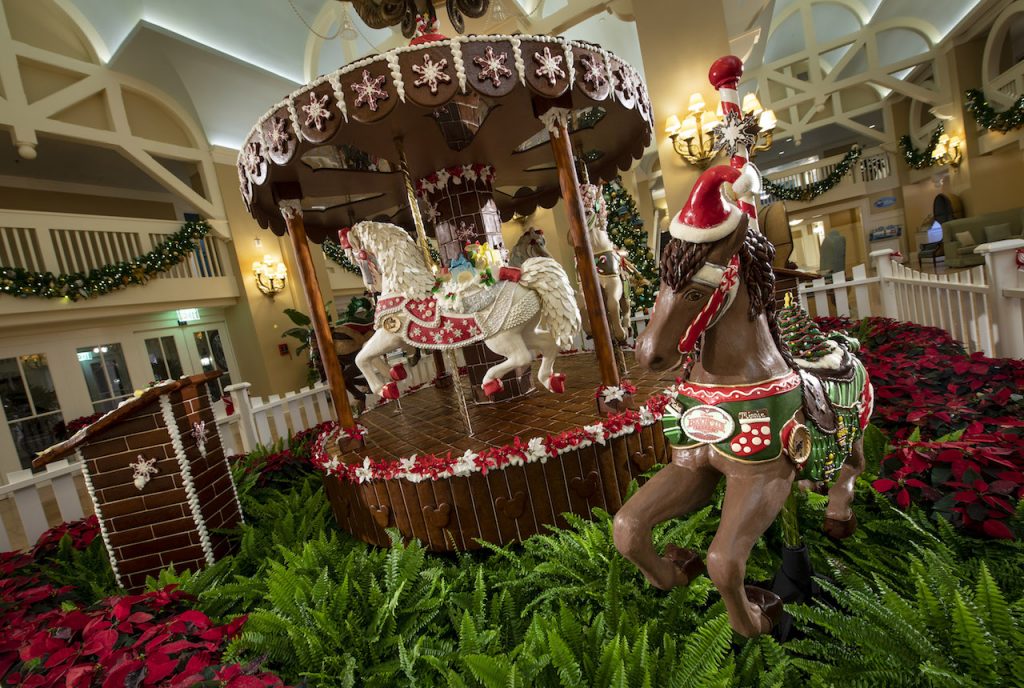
<box><xmin>676</xmin><ymin>253</ymin><xmax>741</xmax><ymax>355</ymax></box>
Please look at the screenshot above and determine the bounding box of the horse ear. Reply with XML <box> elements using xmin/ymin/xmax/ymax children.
<box><xmin>708</xmin><ymin>213</ymin><xmax>749</xmax><ymax>263</ymax></box>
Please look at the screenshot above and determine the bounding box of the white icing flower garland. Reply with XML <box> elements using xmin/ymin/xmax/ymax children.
<box><xmin>312</xmin><ymin>392</ymin><xmax>673</xmax><ymax>485</ymax></box>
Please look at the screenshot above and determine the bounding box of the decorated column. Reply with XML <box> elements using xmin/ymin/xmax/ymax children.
<box><xmin>416</xmin><ymin>164</ymin><xmax>534</xmax><ymax>403</ymax></box>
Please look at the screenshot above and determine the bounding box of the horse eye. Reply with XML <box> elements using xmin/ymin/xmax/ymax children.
<box><xmin>684</xmin><ymin>289</ymin><xmax>703</xmax><ymax>302</ymax></box>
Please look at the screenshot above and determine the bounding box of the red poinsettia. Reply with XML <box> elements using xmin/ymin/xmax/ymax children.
<box><xmin>818</xmin><ymin>317</ymin><xmax>1023</xmax><ymax>539</ymax></box>
<box><xmin>31</xmin><ymin>515</ymin><xmax>100</xmax><ymax>560</ymax></box>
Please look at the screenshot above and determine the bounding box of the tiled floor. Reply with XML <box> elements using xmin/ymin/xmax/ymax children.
<box><xmin>358</xmin><ymin>351</ymin><xmax>678</xmax><ymax>461</ymax></box>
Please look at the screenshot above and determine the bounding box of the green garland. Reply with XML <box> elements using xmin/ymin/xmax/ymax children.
<box><xmin>322</xmin><ymin>239</ymin><xmax>361</xmax><ymax>275</ymax></box>
<box><xmin>0</xmin><ymin>219</ymin><xmax>211</xmax><ymax>301</ymax></box>
<box><xmin>898</xmin><ymin>123</ymin><xmax>943</xmax><ymax>169</ymax></box>
<box><xmin>762</xmin><ymin>147</ymin><xmax>862</xmax><ymax>202</ymax></box>
<box><xmin>323</xmin><ymin>237</ymin><xmax>442</xmax><ymax>275</ymax></box>
<box><xmin>965</xmin><ymin>88</ymin><xmax>1024</xmax><ymax>133</ymax></box>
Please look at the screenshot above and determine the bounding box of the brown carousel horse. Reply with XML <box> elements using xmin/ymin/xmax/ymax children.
<box><xmin>614</xmin><ymin>164</ymin><xmax>872</xmax><ymax>637</ymax></box>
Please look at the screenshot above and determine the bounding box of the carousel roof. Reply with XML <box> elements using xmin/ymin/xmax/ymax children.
<box><xmin>236</xmin><ymin>34</ymin><xmax>653</xmax><ymax>242</ymax></box>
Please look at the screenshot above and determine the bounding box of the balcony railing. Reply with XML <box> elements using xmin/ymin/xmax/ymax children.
<box><xmin>0</xmin><ymin>210</ymin><xmax>238</xmax><ymax>317</ymax></box>
<box><xmin>760</xmin><ymin>146</ymin><xmax>895</xmax><ymax>206</ymax></box>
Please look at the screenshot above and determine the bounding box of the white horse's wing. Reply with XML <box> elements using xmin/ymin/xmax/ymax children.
<box><xmin>519</xmin><ymin>257</ymin><xmax>582</xmax><ymax>349</ymax></box>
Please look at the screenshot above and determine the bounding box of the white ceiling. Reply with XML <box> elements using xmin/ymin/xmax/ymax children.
<box><xmin>63</xmin><ymin>0</ymin><xmax>986</xmax><ymax>152</ymax></box>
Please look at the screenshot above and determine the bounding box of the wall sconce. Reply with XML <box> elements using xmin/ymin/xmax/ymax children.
<box><xmin>931</xmin><ymin>133</ymin><xmax>963</xmax><ymax>168</ymax></box>
<box><xmin>252</xmin><ymin>255</ymin><xmax>287</xmax><ymax>296</ymax></box>
<box><xmin>740</xmin><ymin>93</ymin><xmax>777</xmax><ymax>156</ymax></box>
<box><xmin>665</xmin><ymin>93</ymin><xmax>720</xmax><ymax>168</ymax></box>
<box><xmin>666</xmin><ymin>92</ymin><xmax>777</xmax><ymax>168</ymax></box>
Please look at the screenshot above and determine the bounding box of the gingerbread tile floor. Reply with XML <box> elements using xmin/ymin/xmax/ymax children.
<box><xmin>357</xmin><ymin>351</ymin><xmax>678</xmax><ymax>461</ymax></box>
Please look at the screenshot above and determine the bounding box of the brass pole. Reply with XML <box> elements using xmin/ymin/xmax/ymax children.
<box><xmin>280</xmin><ymin>202</ymin><xmax>357</xmax><ymax>436</ymax></box>
<box><xmin>393</xmin><ymin>136</ymin><xmax>451</xmax><ymax>387</ymax></box>
<box><xmin>394</xmin><ymin>136</ymin><xmax>435</xmax><ymax>270</ymax></box>
<box><xmin>545</xmin><ymin>110</ymin><xmax>620</xmax><ymax>390</ymax></box>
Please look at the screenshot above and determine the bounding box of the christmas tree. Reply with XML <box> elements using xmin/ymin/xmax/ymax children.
<box><xmin>602</xmin><ymin>177</ymin><xmax>658</xmax><ymax>312</ymax></box>
<box><xmin>776</xmin><ymin>294</ymin><xmax>834</xmax><ymax>362</ymax></box>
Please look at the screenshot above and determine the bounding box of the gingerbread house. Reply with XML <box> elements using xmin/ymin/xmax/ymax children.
<box><xmin>33</xmin><ymin>372</ymin><xmax>243</xmax><ymax>591</ymax></box>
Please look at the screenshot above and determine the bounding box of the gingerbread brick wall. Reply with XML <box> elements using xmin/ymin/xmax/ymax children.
<box><xmin>65</xmin><ymin>376</ymin><xmax>241</xmax><ymax>592</ymax></box>
<box><xmin>169</xmin><ymin>384</ymin><xmax>242</xmax><ymax>561</ymax></box>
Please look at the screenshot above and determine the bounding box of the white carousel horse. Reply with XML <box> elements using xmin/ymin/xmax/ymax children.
<box><xmin>342</xmin><ymin>221</ymin><xmax>581</xmax><ymax>400</ymax></box>
<box><xmin>573</xmin><ymin>184</ymin><xmax>640</xmax><ymax>344</ymax></box>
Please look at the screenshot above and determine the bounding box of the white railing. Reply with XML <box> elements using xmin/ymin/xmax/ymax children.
<box><xmin>0</xmin><ymin>459</ymin><xmax>89</xmax><ymax>552</ymax></box>
<box><xmin>567</xmin><ymin>312</ymin><xmax>651</xmax><ymax>353</ymax></box>
<box><xmin>760</xmin><ymin>146</ymin><xmax>895</xmax><ymax>206</ymax></box>
<box><xmin>799</xmin><ymin>241</ymin><xmax>1024</xmax><ymax>358</ymax></box>
<box><xmin>0</xmin><ymin>210</ymin><xmax>231</xmax><ymax>279</ymax></box>
<box><xmin>215</xmin><ymin>351</ymin><xmax>440</xmax><ymax>454</ymax></box>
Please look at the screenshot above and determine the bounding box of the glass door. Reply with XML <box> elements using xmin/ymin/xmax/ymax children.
<box><xmin>0</xmin><ymin>354</ymin><xmax>64</xmax><ymax>469</ymax></box>
<box><xmin>144</xmin><ymin>334</ymin><xmax>185</xmax><ymax>384</ymax></box>
<box><xmin>187</xmin><ymin>328</ymin><xmax>234</xmax><ymax>401</ymax></box>
<box><xmin>77</xmin><ymin>343</ymin><xmax>134</xmax><ymax>413</ymax></box>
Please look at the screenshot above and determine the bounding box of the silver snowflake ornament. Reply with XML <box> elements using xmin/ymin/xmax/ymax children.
<box><xmin>351</xmin><ymin>69</ymin><xmax>389</xmax><ymax>111</ymax></box>
<box><xmin>266</xmin><ymin>116</ymin><xmax>291</xmax><ymax>153</ymax></box>
<box><xmin>473</xmin><ymin>46</ymin><xmax>512</xmax><ymax>87</ymax></box>
<box><xmin>579</xmin><ymin>54</ymin><xmax>607</xmax><ymax>88</ymax></box>
<box><xmin>412</xmin><ymin>54</ymin><xmax>451</xmax><ymax>94</ymax></box>
<box><xmin>711</xmin><ymin>110</ymin><xmax>760</xmax><ymax>158</ymax></box>
<box><xmin>302</xmin><ymin>92</ymin><xmax>333</xmax><ymax>130</ymax></box>
<box><xmin>533</xmin><ymin>47</ymin><xmax>566</xmax><ymax>86</ymax></box>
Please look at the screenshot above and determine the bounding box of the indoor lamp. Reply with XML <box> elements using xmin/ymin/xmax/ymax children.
<box><xmin>930</xmin><ymin>133</ymin><xmax>963</xmax><ymax>168</ymax></box>
<box><xmin>666</xmin><ymin>92</ymin><xmax>776</xmax><ymax>168</ymax></box>
<box><xmin>252</xmin><ymin>255</ymin><xmax>287</xmax><ymax>295</ymax></box>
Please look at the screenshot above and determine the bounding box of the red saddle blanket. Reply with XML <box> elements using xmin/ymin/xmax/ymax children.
<box><xmin>375</xmin><ymin>296</ymin><xmax>486</xmax><ymax>346</ymax></box>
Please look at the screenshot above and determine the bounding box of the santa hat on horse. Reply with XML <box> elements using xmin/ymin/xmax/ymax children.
<box><xmin>669</xmin><ymin>163</ymin><xmax>760</xmax><ymax>243</ymax></box>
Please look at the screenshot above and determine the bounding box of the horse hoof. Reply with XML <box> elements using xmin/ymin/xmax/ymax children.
<box><xmin>744</xmin><ymin>585</ymin><xmax>784</xmax><ymax>629</ymax></box>
<box><xmin>482</xmin><ymin>378</ymin><xmax>504</xmax><ymax>396</ymax></box>
<box><xmin>664</xmin><ymin>544</ymin><xmax>704</xmax><ymax>584</ymax></box>
<box><xmin>381</xmin><ymin>382</ymin><xmax>400</xmax><ymax>400</ymax></box>
<box><xmin>390</xmin><ymin>363</ymin><xmax>407</xmax><ymax>381</ymax></box>
<box><xmin>547</xmin><ymin>373</ymin><xmax>566</xmax><ymax>393</ymax></box>
<box><xmin>822</xmin><ymin>512</ymin><xmax>858</xmax><ymax>540</ymax></box>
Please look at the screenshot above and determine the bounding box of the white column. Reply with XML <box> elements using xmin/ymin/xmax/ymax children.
<box><xmin>870</xmin><ymin>249</ymin><xmax>898</xmax><ymax>319</ymax></box>
<box><xmin>975</xmin><ymin>239</ymin><xmax>1024</xmax><ymax>359</ymax></box>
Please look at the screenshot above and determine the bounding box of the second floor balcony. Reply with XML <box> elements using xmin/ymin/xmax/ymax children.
<box><xmin>0</xmin><ymin>210</ymin><xmax>239</xmax><ymax>325</ymax></box>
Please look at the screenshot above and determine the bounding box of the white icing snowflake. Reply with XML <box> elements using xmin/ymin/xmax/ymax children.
<box><xmin>473</xmin><ymin>46</ymin><xmax>512</xmax><ymax>87</ymax></box>
<box><xmin>351</xmin><ymin>69</ymin><xmax>389</xmax><ymax>111</ymax></box>
<box><xmin>455</xmin><ymin>221</ymin><xmax>477</xmax><ymax>242</ymax></box>
<box><xmin>425</xmin><ymin>201</ymin><xmax>440</xmax><ymax>222</ymax></box>
<box><xmin>411</xmin><ymin>54</ymin><xmax>451</xmax><ymax>94</ymax></box>
<box><xmin>711</xmin><ymin>110</ymin><xmax>760</xmax><ymax>157</ymax></box>
<box><xmin>192</xmin><ymin>420</ymin><xmax>208</xmax><ymax>457</ymax></box>
<box><xmin>302</xmin><ymin>92</ymin><xmax>333</xmax><ymax>130</ymax></box>
<box><xmin>130</xmin><ymin>454</ymin><xmax>159</xmax><ymax>491</ymax></box>
<box><xmin>579</xmin><ymin>54</ymin><xmax>606</xmax><ymax>88</ymax></box>
<box><xmin>432</xmin><ymin>332</ymin><xmax>445</xmax><ymax>343</ymax></box>
<box><xmin>266</xmin><ymin>116</ymin><xmax>291</xmax><ymax>153</ymax></box>
<box><xmin>533</xmin><ymin>47</ymin><xmax>565</xmax><ymax>86</ymax></box>
<box><xmin>241</xmin><ymin>141</ymin><xmax>263</xmax><ymax>179</ymax></box>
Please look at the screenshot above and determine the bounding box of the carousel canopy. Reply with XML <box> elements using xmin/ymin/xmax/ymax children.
<box><xmin>237</xmin><ymin>34</ymin><xmax>653</xmax><ymax>242</ymax></box>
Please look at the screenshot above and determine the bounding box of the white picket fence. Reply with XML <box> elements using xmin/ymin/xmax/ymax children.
<box><xmin>0</xmin><ymin>459</ymin><xmax>90</xmax><ymax>552</ymax></box>
<box><xmin>799</xmin><ymin>240</ymin><xmax>1024</xmax><ymax>358</ymax></box>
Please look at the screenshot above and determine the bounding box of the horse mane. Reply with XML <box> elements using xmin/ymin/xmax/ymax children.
<box><xmin>352</xmin><ymin>221</ymin><xmax>434</xmax><ymax>296</ymax></box>
<box><xmin>660</xmin><ymin>229</ymin><xmax>795</xmax><ymax>370</ymax></box>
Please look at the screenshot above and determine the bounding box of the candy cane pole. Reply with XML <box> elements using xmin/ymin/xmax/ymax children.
<box><xmin>709</xmin><ymin>55</ymin><xmax>760</xmax><ymax>230</ymax></box>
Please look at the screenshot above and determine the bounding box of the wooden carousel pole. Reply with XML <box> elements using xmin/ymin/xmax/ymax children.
<box><xmin>279</xmin><ymin>201</ymin><xmax>357</xmax><ymax>432</ymax></box>
<box><xmin>539</xmin><ymin>105</ymin><xmax>623</xmax><ymax>407</ymax></box>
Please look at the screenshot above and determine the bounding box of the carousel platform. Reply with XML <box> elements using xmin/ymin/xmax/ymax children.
<box><xmin>318</xmin><ymin>351</ymin><xmax>679</xmax><ymax>551</ymax></box>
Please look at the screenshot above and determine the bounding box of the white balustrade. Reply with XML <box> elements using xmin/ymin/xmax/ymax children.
<box><xmin>760</xmin><ymin>146</ymin><xmax>895</xmax><ymax>206</ymax></box>
<box><xmin>800</xmin><ymin>248</ymin><xmax>1024</xmax><ymax>358</ymax></box>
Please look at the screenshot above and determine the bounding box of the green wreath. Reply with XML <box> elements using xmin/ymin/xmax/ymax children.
<box><xmin>762</xmin><ymin>147</ymin><xmax>862</xmax><ymax>202</ymax></box>
<box><xmin>965</xmin><ymin>89</ymin><xmax>1024</xmax><ymax>133</ymax></box>
<box><xmin>898</xmin><ymin>124</ymin><xmax>944</xmax><ymax>170</ymax></box>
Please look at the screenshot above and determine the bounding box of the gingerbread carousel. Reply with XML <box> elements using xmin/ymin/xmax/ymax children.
<box><xmin>236</xmin><ymin>15</ymin><xmax>676</xmax><ymax>548</ymax></box>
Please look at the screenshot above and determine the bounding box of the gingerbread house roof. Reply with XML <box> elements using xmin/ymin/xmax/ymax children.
<box><xmin>32</xmin><ymin>371</ymin><xmax>222</xmax><ymax>469</ymax></box>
